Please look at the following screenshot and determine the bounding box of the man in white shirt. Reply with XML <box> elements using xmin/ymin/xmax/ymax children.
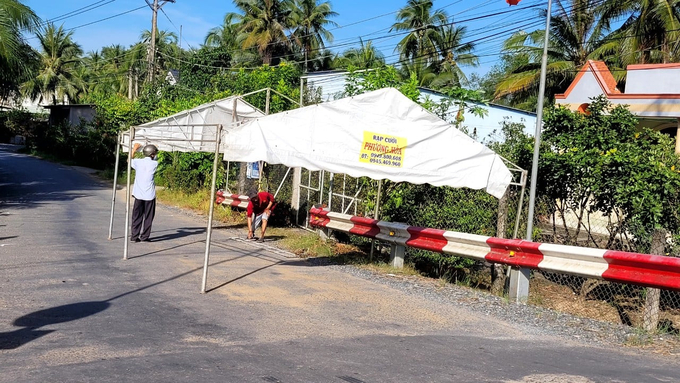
<box><xmin>130</xmin><ymin>143</ymin><xmax>159</xmax><ymax>242</ymax></box>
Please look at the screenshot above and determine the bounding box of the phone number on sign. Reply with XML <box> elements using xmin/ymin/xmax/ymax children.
<box><xmin>370</xmin><ymin>158</ymin><xmax>401</xmax><ymax>167</ymax></box>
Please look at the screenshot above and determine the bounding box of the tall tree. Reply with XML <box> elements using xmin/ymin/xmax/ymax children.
<box><xmin>334</xmin><ymin>39</ymin><xmax>385</xmax><ymax>69</ymax></box>
<box><xmin>0</xmin><ymin>0</ymin><xmax>40</xmax><ymax>100</ymax></box>
<box><xmin>82</xmin><ymin>50</ymin><xmax>110</xmax><ymax>95</ymax></box>
<box><xmin>23</xmin><ymin>24</ymin><xmax>85</xmax><ymax>105</ymax></box>
<box><xmin>205</xmin><ymin>13</ymin><xmax>240</xmax><ymax>49</ymax></box>
<box><xmin>431</xmin><ymin>25</ymin><xmax>478</xmax><ymax>88</ymax></box>
<box><xmin>600</xmin><ymin>0</ymin><xmax>680</xmax><ymax>65</ymax></box>
<box><xmin>140</xmin><ymin>29</ymin><xmax>180</xmax><ymax>74</ymax></box>
<box><xmin>494</xmin><ymin>0</ymin><xmax>611</xmax><ymax>106</ymax></box>
<box><xmin>390</xmin><ymin>0</ymin><xmax>448</xmax><ymax>62</ymax></box>
<box><xmin>232</xmin><ymin>0</ymin><xmax>294</xmax><ymax>65</ymax></box>
<box><xmin>290</xmin><ymin>0</ymin><xmax>337</xmax><ymax>71</ymax></box>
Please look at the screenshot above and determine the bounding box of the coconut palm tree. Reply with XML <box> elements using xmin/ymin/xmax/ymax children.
<box><xmin>290</xmin><ymin>0</ymin><xmax>337</xmax><ymax>71</ymax></box>
<box><xmin>82</xmin><ymin>50</ymin><xmax>111</xmax><ymax>95</ymax></box>
<box><xmin>205</xmin><ymin>13</ymin><xmax>240</xmax><ymax>49</ymax></box>
<box><xmin>599</xmin><ymin>0</ymin><xmax>680</xmax><ymax>65</ymax></box>
<box><xmin>96</xmin><ymin>45</ymin><xmax>134</xmax><ymax>96</ymax></box>
<box><xmin>494</xmin><ymin>0</ymin><xmax>611</xmax><ymax>104</ymax></box>
<box><xmin>334</xmin><ymin>39</ymin><xmax>385</xmax><ymax>69</ymax></box>
<box><xmin>390</xmin><ymin>0</ymin><xmax>448</xmax><ymax>63</ymax></box>
<box><xmin>233</xmin><ymin>0</ymin><xmax>294</xmax><ymax>65</ymax></box>
<box><xmin>23</xmin><ymin>23</ymin><xmax>85</xmax><ymax>105</ymax></box>
<box><xmin>0</xmin><ymin>0</ymin><xmax>40</xmax><ymax>100</ymax></box>
<box><xmin>431</xmin><ymin>25</ymin><xmax>478</xmax><ymax>88</ymax></box>
<box><xmin>140</xmin><ymin>28</ymin><xmax>180</xmax><ymax>74</ymax></box>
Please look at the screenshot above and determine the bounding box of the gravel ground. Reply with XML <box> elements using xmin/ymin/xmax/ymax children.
<box><xmin>305</xmin><ymin>257</ymin><xmax>680</xmax><ymax>355</ymax></box>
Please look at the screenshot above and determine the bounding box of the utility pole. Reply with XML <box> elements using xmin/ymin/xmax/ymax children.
<box><xmin>145</xmin><ymin>0</ymin><xmax>175</xmax><ymax>83</ymax></box>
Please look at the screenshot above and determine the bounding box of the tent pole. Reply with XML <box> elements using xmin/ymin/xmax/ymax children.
<box><xmin>319</xmin><ymin>170</ymin><xmax>324</xmax><ymax>205</ymax></box>
<box><xmin>369</xmin><ymin>180</ymin><xmax>382</xmax><ymax>261</ymax></box>
<box><xmin>108</xmin><ymin>131</ymin><xmax>122</xmax><ymax>240</ymax></box>
<box><xmin>225</xmin><ymin>161</ymin><xmax>230</xmax><ymax>193</ymax></box>
<box><xmin>123</xmin><ymin>128</ymin><xmax>134</xmax><ymax>260</ymax></box>
<box><xmin>202</xmin><ymin>125</ymin><xmax>223</xmax><ymax>293</ymax></box>
<box><xmin>327</xmin><ymin>173</ymin><xmax>334</xmax><ymax>211</ymax></box>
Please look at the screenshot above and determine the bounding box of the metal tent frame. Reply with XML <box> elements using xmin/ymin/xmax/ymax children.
<box><xmin>108</xmin><ymin>90</ymin><xmax>285</xmax><ymax>293</ymax></box>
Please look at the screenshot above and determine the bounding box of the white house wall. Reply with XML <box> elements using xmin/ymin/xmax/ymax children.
<box><xmin>561</xmin><ymin>71</ymin><xmax>606</xmax><ymax>105</ymax></box>
<box><xmin>419</xmin><ymin>90</ymin><xmax>536</xmax><ymax>138</ymax></box>
<box><xmin>627</xmin><ymin>68</ymin><xmax>680</xmax><ymax>94</ymax></box>
<box><xmin>306</xmin><ymin>73</ymin><xmax>348</xmax><ymax>102</ymax></box>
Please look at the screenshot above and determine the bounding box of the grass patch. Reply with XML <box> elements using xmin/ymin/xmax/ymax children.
<box><xmin>266</xmin><ymin>227</ymin><xmax>334</xmax><ymax>257</ymax></box>
<box><xmin>359</xmin><ymin>262</ymin><xmax>422</xmax><ymax>277</ymax></box>
<box><xmin>156</xmin><ymin>188</ymin><xmax>243</xmax><ymax>225</ymax></box>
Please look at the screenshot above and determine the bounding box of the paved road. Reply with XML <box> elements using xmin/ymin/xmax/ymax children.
<box><xmin>1</xmin><ymin>144</ymin><xmax>678</xmax><ymax>383</ymax></box>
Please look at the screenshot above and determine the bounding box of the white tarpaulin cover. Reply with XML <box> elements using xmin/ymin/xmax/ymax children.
<box><xmin>122</xmin><ymin>95</ymin><xmax>264</xmax><ymax>153</ymax></box>
<box><xmin>223</xmin><ymin>88</ymin><xmax>512</xmax><ymax>198</ymax></box>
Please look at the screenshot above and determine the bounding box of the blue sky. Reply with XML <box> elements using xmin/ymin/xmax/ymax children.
<box><xmin>23</xmin><ymin>0</ymin><xmax>547</xmax><ymax>76</ymax></box>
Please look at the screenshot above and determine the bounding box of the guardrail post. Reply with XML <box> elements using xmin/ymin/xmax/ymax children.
<box><xmin>313</xmin><ymin>205</ymin><xmax>333</xmax><ymax>241</ymax></box>
<box><xmin>509</xmin><ymin>267</ymin><xmax>530</xmax><ymax>303</ymax></box>
<box><xmin>318</xmin><ymin>227</ymin><xmax>332</xmax><ymax>241</ymax></box>
<box><xmin>390</xmin><ymin>244</ymin><xmax>405</xmax><ymax>268</ymax></box>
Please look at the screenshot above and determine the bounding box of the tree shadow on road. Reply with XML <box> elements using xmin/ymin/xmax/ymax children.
<box><xmin>0</xmin><ymin>301</ymin><xmax>110</xmax><ymax>350</ymax></box>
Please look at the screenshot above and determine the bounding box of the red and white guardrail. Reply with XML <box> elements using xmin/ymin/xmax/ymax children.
<box><xmin>309</xmin><ymin>207</ymin><xmax>680</xmax><ymax>291</ymax></box>
<box><xmin>215</xmin><ymin>190</ymin><xmax>249</xmax><ymax>209</ymax></box>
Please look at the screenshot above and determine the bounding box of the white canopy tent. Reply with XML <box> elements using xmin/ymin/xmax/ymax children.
<box><xmin>110</xmin><ymin>87</ymin><xmax>514</xmax><ymax>294</ymax></box>
<box><xmin>224</xmin><ymin>87</ymin><xmax>512</xmax><ymax>198</ymax></box>
<box><xmin>109</xmin><ymin>93</ymin><xmax>267</xmax><ymax>294</ymax></box>
<box><xmin>120</xmin><ymin>95</ymin><xmax>264</xmax><ymax>153</ymax></box>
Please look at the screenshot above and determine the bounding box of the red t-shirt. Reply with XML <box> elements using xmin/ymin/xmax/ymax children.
<box><xmin>247</xmin><ymin>191</ymin><xmax>276</xmax><ymax>216</ymax></box>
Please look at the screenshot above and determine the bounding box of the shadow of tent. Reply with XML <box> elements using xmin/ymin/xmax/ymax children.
<box><xmin>0</xmin><ymin>301</ymin><xmax>110</xmax><ymax>350</ymax></box>
<box><xmin>148</xmin><ymin>227</ymin><xmax>206</xmax><ymax>242</ymax></box>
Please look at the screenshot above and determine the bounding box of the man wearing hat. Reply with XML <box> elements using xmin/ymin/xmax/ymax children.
<box><xmin>130</xmin><ymin>143</ymin><xmax>159</xmax><ymax>242</ymax></box>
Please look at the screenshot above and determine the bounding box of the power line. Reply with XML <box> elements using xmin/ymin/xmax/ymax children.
<box><xmin>38</xmin><ymin>0</ymin><xmax>117</xmax><ymax>27</ymax></box>
<box><xmin>159</xmin><ymin>7</ymin><xmax>195</xmax><ymax>51</ymax></box>
<box><xmin>26</xmin><ymin>5</ymin><xmax>147</xmax><ymax>41</ymax></box>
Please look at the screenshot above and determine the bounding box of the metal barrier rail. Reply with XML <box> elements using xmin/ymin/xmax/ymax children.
<box><xmin>216</xmin><ymin>190</ymin><xmax>250</xmax><ymax>209</ymax></box>
<box><xmin>309</xmin><ymin>207</ymin><xmax>680</xmax><ymax>292</ymax></box>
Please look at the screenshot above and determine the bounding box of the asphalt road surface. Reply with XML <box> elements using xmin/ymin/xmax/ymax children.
<box><xmin>1</xmin><ymin>144</ymin><xmax>679</xmax><ymax>383</ymax></box>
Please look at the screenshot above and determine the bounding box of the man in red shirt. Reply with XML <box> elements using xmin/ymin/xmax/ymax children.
<box><xmin>247</xmin><ymin>191</ymin><xmax>276</xmax><ymax>242</ymax></box>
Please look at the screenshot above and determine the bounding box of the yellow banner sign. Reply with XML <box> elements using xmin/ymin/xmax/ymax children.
<box><xmin>359</xmin><ymin>131</ymin><xmax>407</xmax><ymax>168</ymax></box>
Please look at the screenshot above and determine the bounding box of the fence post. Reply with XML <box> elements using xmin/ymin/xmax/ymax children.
<box><xmin>491</xmin><ymin>189</ymin><xmax>509</xmax><ymax>295</ymax></box>
<box><xmin>643</xmin><ymin>228</ymin><xmax>666</xmax><ymax>332</ymax></box>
